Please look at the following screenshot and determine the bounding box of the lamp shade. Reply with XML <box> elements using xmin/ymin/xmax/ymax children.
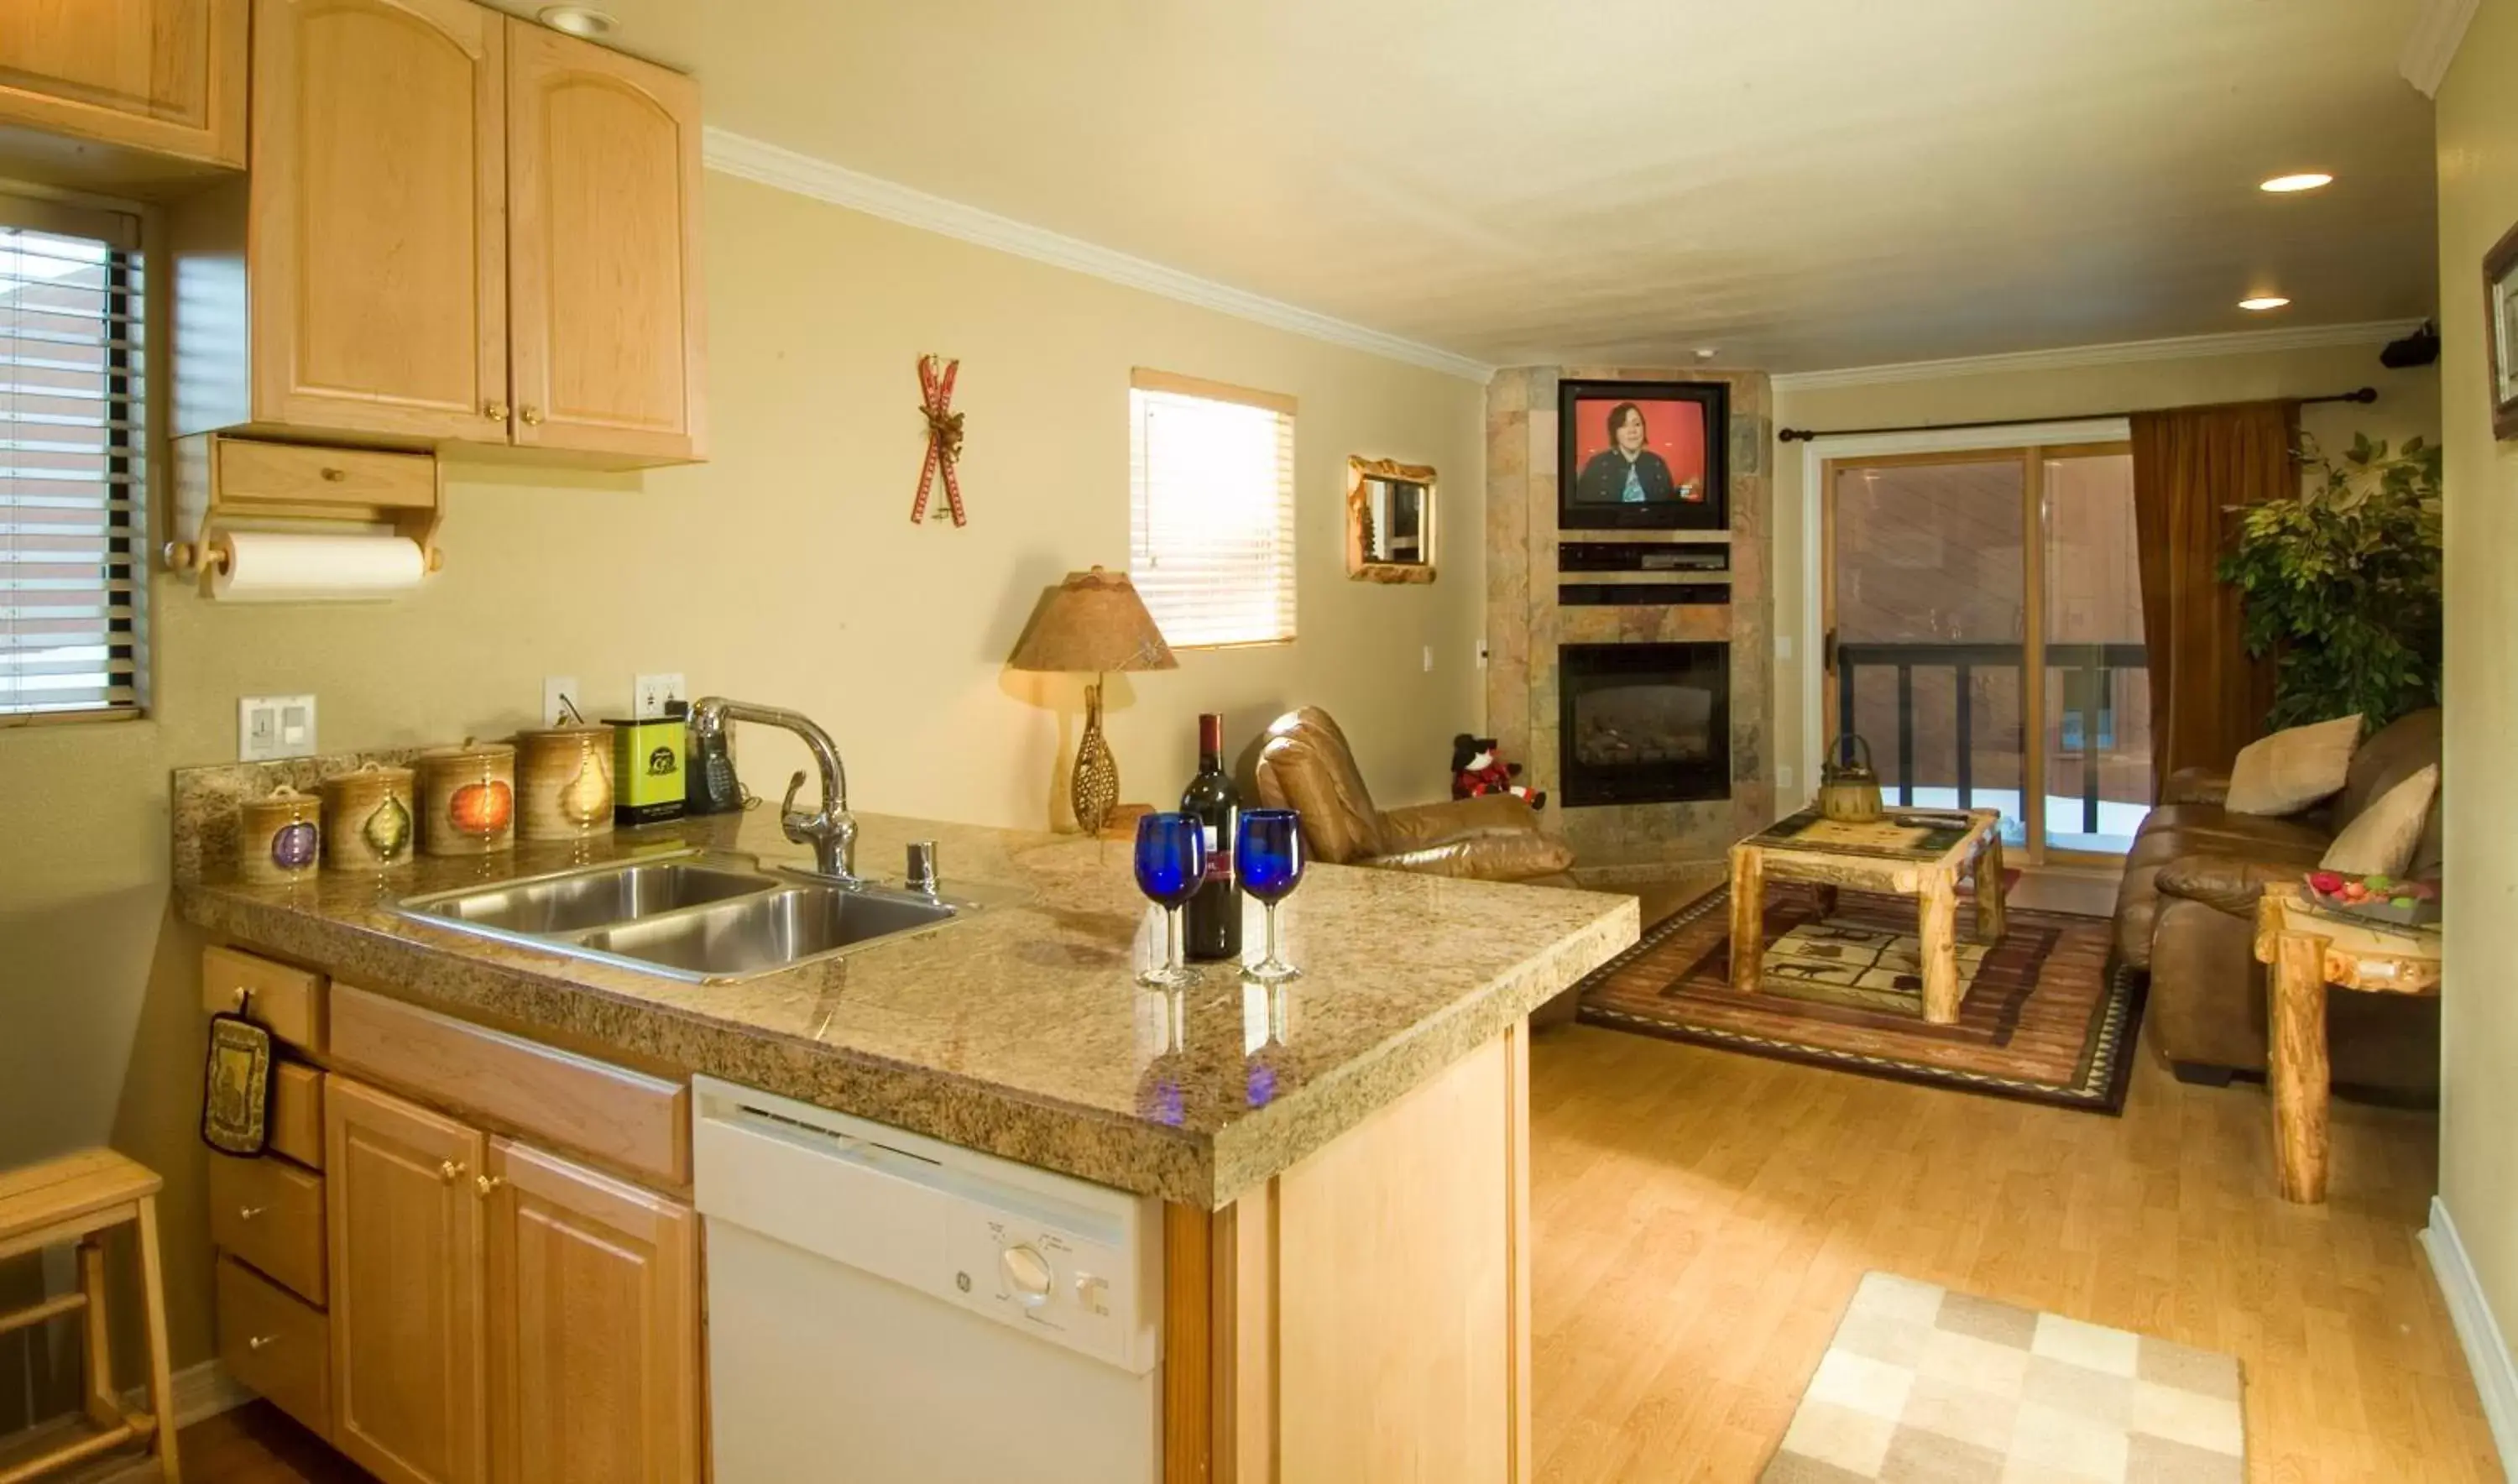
<box><xmin>1006</xmin><ymin>566</ymin><xmax>1178</xmax><ymax>674</ymax></box>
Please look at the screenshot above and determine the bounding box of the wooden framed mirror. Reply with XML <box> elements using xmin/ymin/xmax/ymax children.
<box><xmin>1346</xmin><ymin>457</ymin><xmax>1438</xmax><ymax>583</ymax></box>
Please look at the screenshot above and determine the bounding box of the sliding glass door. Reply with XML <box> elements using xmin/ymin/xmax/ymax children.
<box><xmin>1823</xmin><ymin>442</ymin><xmax>2149</xmax><ymax>860</ymax></box>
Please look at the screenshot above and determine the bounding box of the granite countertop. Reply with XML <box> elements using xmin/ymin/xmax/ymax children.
<box><xmin>175</xmin><ymin>797</ymin><xmax>1636</xmax><ymax>1209</ymax></box>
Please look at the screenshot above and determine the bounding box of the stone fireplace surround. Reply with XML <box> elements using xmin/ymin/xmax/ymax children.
<box><xmin>1484</xmin><ymin>366</ymin><xmax>1775</xmax><ymax>876</ymax></box>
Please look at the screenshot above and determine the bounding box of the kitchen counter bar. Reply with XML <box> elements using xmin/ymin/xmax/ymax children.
<box><xmin>175</xmin><ymin>786</ymin><xmax>1635</xmax><ymax>1210</ymax></box>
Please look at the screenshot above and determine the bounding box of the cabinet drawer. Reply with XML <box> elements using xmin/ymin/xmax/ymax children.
<box><xmin>202</xmin><ymin>945</ymin><xmax>327</xmax><ymax>1053</ymax></box>
<box><xmin>210</xmin><ymin>1152</ymin><xmax>326</xmax><ymax>1305</ymax></box>
<box><xmin>215</xmin><ymin>437</ymin><xmax>436</xmax><ymax>510</ymax></box>
<box><xmin>217</xmin><ymin>1255</ymin><xmax>330</xmax><ymax>1440</ymax></box>
<box><xmin>269</xmin><ymin>1061</ymin><xmax>324</xmax><ymax>1170</ymax></box>
<box><xmin>331</xmin><ymin>984</ymin><xmax>688</xmax><ymax>1186</ymax></box>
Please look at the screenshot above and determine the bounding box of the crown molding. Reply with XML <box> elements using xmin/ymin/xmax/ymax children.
<box><xmin>2400</xmin><ymin>0</ymin><xmax>2480</xmax><ymax>97</ymax></box>
<box><xmin>1769</xmin><ymin>319</ymin><xmax>2425</xmax><ymax>393</ymax></box>
<box><xmin>701</xmin><ymin>128</ymin><xmax>1494</xmax><ymax>384</ymax></box>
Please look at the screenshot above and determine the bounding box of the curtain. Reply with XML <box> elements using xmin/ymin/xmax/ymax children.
<box><xmin>2129</xmin><ymin>401</ymin><xmax>2293</xmax><ymax>790</ymax></box>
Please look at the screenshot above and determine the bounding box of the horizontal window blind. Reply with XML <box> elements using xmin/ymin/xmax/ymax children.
<box><xmin>2</xmin><ymin>197</ymin><xmax>143</xmax><ymax>722</ymax></box>
<box><xmin>1128</xmin><ymin>374</ymin><xmax>1297</xmax><ymax>648</ymax></box>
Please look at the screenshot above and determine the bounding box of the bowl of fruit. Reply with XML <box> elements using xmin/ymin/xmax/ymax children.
<box><xmin>2304</xmin><ymin>870</ymin><xmax>2440</xmax><ymax>928</ymax></box>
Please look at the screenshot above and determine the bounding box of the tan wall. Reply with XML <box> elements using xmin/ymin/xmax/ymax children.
<box><xmin>0</xmin><ymin>170</ymin><xmax>1488</xmax><ymax>1381</ymax></box>
<box><xmin>2436</xmin><ymin>0</ymin><xmax>2518</xmax><ymax>1391</ymax></box>
<box><xmin>1771</xmin><ymin>342</ymin><xmax>2443</xmax><ymax>803</ymax></box>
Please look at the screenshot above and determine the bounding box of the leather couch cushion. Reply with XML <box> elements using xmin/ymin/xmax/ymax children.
<box><xmin>1252</xmin><ymin>708</ymin><xmax>1388</xmax><ymax>864</ymax></box>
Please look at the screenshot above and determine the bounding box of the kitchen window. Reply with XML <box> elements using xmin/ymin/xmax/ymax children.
<box><xmin>1128</xmin><ymin>369</ymin><xmax>1297</xmax><ymax>648</ymax></box>
<box><xmin>2</xmin><ymin>196</ymin><xmax>144</xmax><ymax>723</ymax></box>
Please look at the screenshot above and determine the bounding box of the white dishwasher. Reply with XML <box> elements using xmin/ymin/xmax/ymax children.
<box><xmin>692</xmin><ymin>1076</ymin><xmax>1163</xmax><ymax>1484</ymax></box>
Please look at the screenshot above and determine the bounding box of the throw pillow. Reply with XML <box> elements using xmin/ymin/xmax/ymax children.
<box><xmin>2223</xmin><ymin>714</ymin><xmax>2364</xmax><ymax>816</ymax></box>
<box><xmin>2321</xmin><ymin>764</ymin><xmax>2439</xmax><ymax>877</ymax></box>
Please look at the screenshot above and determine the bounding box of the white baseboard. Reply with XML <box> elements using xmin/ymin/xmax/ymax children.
<box><xmin>2423</xmin><ymin>1195</ymin><xmax>2518</xmax><ymax>1471</ymax></box>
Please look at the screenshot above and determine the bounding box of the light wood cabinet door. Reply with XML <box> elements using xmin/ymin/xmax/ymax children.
<box><xmin>249</xmin><ymin>0</ymin><xmax>508</xmax><ymax>441</ymax></box>
<box><xmin>326</xmin><ymin>1075</ymin><xmax>488</xmax><ymax>1484</ymax></box>
<box><xmin>0</xmin><ymin>0</ymin><xmax>246</xmax><ymax>165</ymax></box>
<box><xmin>484</xmin><ymin>1139</ymin><xmax>698</xmax><ymax>1484</ymax></box>
<box><xmin>504</xmin><ymin>19</ymin><xmax>704</xmax><ymax>462</ymax></box>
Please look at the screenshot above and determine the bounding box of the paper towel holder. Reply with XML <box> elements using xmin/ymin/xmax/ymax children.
<box><xmin>165</xmin><ymin>433</ymin><xmax>447</xmax><ymax>596</ymax></box>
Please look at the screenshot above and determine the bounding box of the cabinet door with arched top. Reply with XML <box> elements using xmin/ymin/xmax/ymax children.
<box><xmin>504</xmin><ymin>19</ymin><xmax>704</xmax><ymax>465</ymax></box>
<box><xmin>248</xmin><ymin>0</ymin><xmax>509</xmax><ymax>441</ymax></box>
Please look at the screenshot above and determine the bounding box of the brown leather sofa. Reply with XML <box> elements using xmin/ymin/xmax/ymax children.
<box><xmin>1252</xmin><ymin>708</ymin><xmax>1577</xmax><ymax>884</ymax></box>
<box><xmin>2111</xmin><ymin>708</ymin><xmax>2441</xmax><ymax>1093</ymax></box>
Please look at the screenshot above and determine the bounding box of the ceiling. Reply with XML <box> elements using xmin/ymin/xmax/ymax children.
<box><xmin>541</xmin><ymin>0</ymin><xmax>2440</xmax><ymax>374</ymax></box>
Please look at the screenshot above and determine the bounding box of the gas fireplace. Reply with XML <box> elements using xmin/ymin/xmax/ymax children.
<box><xmin>1558</xmin><ymin>642</ymin><xmax>1731</xmax><ymax>807</ymax></box>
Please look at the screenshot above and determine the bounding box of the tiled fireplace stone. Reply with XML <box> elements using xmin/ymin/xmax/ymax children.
<box><xmin>1485</xmin><ymin>366</ymin><xmax>1776</xmax><ymax>870</ymax></box>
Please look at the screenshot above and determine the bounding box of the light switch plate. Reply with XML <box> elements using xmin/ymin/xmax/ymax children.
<box><xmin>1422</xmin><ymin>645</ymin><xmax>1434</xmax><ymax>673</ymax></box>
<box><xmin>1778</xmin><ymin>763</ymin><xmax>1795</xmax><ymax>793</ymax></box>
<box><xmin>239</xmin><ymin>694</ymin><xmax>316</xmax><ymax>761</ymax></box>
<box><xmin>1776</xmin><ymin>635</ymin><xmax>1794</xmax><ymax>661</ymax></box>
<box><xmin>633</xmin><ymin>672</ymin><xmax>686</xmax><ymax>720</ymax></box>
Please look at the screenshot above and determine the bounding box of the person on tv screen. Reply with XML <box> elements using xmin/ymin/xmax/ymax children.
<box><xmin>1576</xmin><ymin>402</ymin><xmax>1677</xmax><ymax>504</ymax></box>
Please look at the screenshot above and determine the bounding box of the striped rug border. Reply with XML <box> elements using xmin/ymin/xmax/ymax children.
<box><xmin>1574</xmin><ymin>885</ymin><xmax>2146</xmax><ymax>1115</ymax></box>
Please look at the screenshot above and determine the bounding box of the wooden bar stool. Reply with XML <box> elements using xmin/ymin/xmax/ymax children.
<box><xmin>0</xmin><ymin>1150</ymin><xmax>179</xmax><ymax>1482</ymax></box>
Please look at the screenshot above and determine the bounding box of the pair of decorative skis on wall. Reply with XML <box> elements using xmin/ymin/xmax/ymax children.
<box><xmin>910</xmin><ymin>353</ymin><xmax>969</xmax><ymax>527</ymax></box>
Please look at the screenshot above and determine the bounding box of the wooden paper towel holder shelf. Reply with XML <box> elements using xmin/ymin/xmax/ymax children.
<box><xmin>164</xmin><ymin>433</ymin><xmax>446</xmax><ymax>595</ymax></box>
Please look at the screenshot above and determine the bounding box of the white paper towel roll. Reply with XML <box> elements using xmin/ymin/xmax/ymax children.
<box><xmin>211</xmin><ymin>532</ymin><xmax>429</xmax><ymax>604</ymax></box>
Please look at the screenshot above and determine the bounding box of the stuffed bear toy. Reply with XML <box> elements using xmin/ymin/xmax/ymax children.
<box><xmin>1450</xmin><ymin>734</ymin><xmax>1545</xmax><ymax>810</ymax></box>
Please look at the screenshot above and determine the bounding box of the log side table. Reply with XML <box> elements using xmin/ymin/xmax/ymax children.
<box><xmin>2251</xmin><ymin>883</ymin><xmax>2441</xmax><ymax>1204</ymax></box>
<box><xmin>1729</xmin><ymin>807</ymin><xmax>2006</xmax><ymax>1025</ymax></box>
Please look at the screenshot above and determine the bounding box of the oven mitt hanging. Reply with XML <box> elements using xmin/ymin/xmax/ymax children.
<box><xmin>201</xmin><ymin>1007</ymin><xmax>274</xmax><ymax>1157</ymax></box>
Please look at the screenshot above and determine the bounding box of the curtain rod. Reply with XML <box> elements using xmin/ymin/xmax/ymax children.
<box><xmin>1776</xmin><ymin>386</ymin><xmax>2377</xmax><ymax>443</ymax></box>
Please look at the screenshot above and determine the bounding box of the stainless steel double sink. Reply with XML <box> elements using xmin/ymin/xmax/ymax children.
<box><xmin>395</xmin><ymin>850</ymin><xmax>987</xmax><ymax>983</ymax></box>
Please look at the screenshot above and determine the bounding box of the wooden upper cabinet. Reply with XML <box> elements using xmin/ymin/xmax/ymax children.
<box><xmin>484</xmin><ymin>1139</ymin><xmax>698</xmax><ymax>1484</ymax></box>
<box><xmin>0</xmin><ymin>0</ymin><xmax>248</xmax><ymax>166</ymax></box>
<box><xmin>326</xmin><ymin>1075</ymin><xmax>488</xmax><ymax>1484</ymax></box>
<box><xmin>248</xmin><ymin>0</ymin><xmax>508</xmax><ymax>442</ymax></box>
<box><xmin>505</xmin><ymin>21</ymin><xmax>705</xmax><ymax>463</ymax></box>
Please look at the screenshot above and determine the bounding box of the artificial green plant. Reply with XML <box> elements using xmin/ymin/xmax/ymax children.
<box><xmin>2218</xmin><ymin>432</ymin><xmax>2444</xmax><ymax>733</ymax></box>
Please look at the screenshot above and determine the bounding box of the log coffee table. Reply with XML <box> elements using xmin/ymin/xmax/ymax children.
<box><xmin>2251</xmin><ymin>883</ymin><xmax>2442</xmax><ymax>1204</ymax></box>
<box><xmin>1729</xmin><ymin>807</ymin><xmax>2007</xmax><ymax>1025</ymax></box>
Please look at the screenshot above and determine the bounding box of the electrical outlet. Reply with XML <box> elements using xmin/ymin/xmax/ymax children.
<box><xmin>633</xmin><ymin>672</ymin><xmax>687</xmax><ymax>720</ymax></box>
<box><xmin>1776</xmin><ymin>635</ymin><xmax>1794</xmax><ymax>661</ymax></box>
<box><xmin>1778</xmin><ymin>763</ymin><xmax>1796</xmax><ymax>794</ymax></box>
<box><xmin>543</xmin><ymin>676</ymin><xmax>582</xmax><ymax>728</ymax></box>
<box><xmin>239</xmin><ymin>694</ymin><xmax>317</xmax><ymax>761</ymax></box>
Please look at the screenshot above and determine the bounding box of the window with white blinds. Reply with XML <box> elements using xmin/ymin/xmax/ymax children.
<box><xmin>1128</xmin><ymin>370</ymin><xmax>1297</xmax><ymax>648</ymax></box>
<box><xmin>3</xmin><ymin>197</ymin><xmax>144</xmax><ymax>722</ymax></box>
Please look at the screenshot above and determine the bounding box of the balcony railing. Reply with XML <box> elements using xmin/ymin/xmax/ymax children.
<box><xmin>1836</xmin><ymin>640</ymin><xmax>2149</xmax><ymax>838</ymax></box>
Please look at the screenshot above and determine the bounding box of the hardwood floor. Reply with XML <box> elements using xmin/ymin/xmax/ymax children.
<box><xmin>1528</xmin><ymin>1024</ymin><xmax>2495</xmax><ymax>1481</ymax></box>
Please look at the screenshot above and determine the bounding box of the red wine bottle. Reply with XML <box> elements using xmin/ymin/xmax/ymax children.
<box><xmin>1182</xmin><ymin>713</ymin><xmax>1242</xmax><ymax>961</ymax></box>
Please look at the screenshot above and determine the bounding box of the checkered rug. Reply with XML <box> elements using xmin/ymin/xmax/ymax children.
<box><xmin>1764</xmin><ymin>1273</ymin><xmax>2245</xmax><ymax>1482</ymax></box>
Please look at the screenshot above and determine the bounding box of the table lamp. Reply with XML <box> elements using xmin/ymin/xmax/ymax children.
<box><xmin>1006</xmin><ymin>566</ymin><xmax>1178</xmax><ymax>833</ymax></box>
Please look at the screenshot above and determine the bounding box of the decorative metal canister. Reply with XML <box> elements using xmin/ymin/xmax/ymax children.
<box><xmin>516</xmin><ymin>724</ymin><xmax>615</xmax><ymax>843</ymax></box>
<box><xmin>416</xmin><ymin>740</ymin><xmax>517</xmax><ymax>856</ymax></box>
<box><xmin>238</xmin><ymin>786</ymin><xmax>322</xmax><ymax>886</ymax></box>
<box><xmin>321</xmin><ymin>761</ymin><xmax>416</xmax><ymax>871</ymax></box>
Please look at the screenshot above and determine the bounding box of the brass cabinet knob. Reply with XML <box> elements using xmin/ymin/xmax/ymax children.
<box><xmin>437</xmin><ymin>1159</ymin><xmax>466</xmax><ymax>1184</ymax></box>
<box><xmin>247</xmin><ymin>1334</ymin><xmax>277</xmax><ymax>1351</ymax></box>
<box><xmin>319</xmin><ymin>466</ymin><xmax>347</xmax><ymax>482</ymax></box>
<box><xmin>237</xmin><ymin>1204</ymin><xmax>266</xmax><ymax>1220</ymax></box>
<box><xmin>520</xmin><ymin>405</ymin><xmax>544</xmax><ymax>426</ymax></box>
<box><xmin>474</xmin><ymin>1174</ymin><xmax>504</xmax><ymax>1198</ymax></box>
<box><xmin>486</xmin><ymin>400</ymin><xmax>511</xmax><ymax>421</ymax></box>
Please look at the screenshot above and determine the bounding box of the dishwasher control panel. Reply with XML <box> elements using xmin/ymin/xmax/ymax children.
<box><xmin>692</xmin><ymin>1076</ymin><xmax>1162</xmax><ymax>1374</ymax></box>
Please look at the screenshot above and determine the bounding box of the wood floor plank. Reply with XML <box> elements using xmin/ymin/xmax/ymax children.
<box><xmin>1528</xmin><ymin>1020</ymin><xmax>2493</xmax><ymax>1482</ymax></box>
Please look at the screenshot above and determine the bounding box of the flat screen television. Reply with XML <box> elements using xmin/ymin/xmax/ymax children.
<box><xmin>1556</xmin><ymin>379</ymin><xmax>1729</xmax><ymax>532</ymax></box>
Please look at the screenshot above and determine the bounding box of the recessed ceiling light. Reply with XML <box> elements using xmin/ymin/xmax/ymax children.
<box><xmin>2261</xmin><ymin>173</ymin><xmax>2333</xmax><ymax>193</ymax></box>
<box><xmin>1693</xmin><ymin>347</ymin><xmax>1720</xmax><ymax>361</ymax></box>
<box><xmin>2239</xmin><ymin>295</ymin><xmax>2292</xmax><ymax>311</ymax></box>
<box><xmin>537</xmin><ymin>5</ymin><xmax>616</xmax><ymax>37</ymax></box>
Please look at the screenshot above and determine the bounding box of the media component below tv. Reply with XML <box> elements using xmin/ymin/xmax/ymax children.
<box><xmin>1556</xmin><ymin>379</ymin><xmax>1729</xmax><ymax>532</ymax></box>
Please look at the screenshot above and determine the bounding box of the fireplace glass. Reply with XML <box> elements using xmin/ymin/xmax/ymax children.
<box><xmin>1558</xmin><ymin>642</ymin><xmax>1731</xmax><ymax>807</ymax></box>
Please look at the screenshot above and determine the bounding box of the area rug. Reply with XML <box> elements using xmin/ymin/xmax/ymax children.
<box><xmin>1763</xmin><ymin>1272</ymin><xmax>2244</xmax><ymax>1482</ymax></box>
<box><xmin>1575</xmin><ymin>882</ymin><xmax>2142</xmax><ymax>1112</ymax></box>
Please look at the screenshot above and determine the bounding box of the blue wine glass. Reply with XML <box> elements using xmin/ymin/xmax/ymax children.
<box><xmin>1237</xmin><ymin>808</ymin><xmax>1305</xmax><ymax>982</ymax></box>
<box><xmin>1134</xmin><ymin>812</ymin><xmax>1207</xmax><ymax>987</ymax></box>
